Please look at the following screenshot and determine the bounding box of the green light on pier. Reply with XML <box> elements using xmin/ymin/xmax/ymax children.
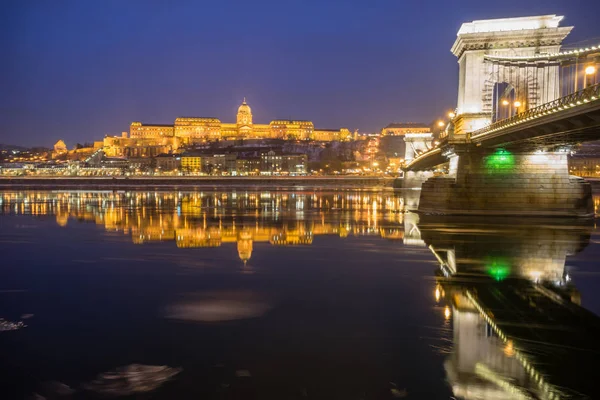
<box><xmin>485</xmin><ymin>258</ymin><xmax>510</xmax><ymax>282</ymax></box>
<box><xmin>486</xmin><ymin>258</ymin><xmax>510</xmax><ymax>281</ymax></box>
<box><xmin>484</xmin><ymin>148</ymin><xmax>515</xmax><ymax>173</ymax></box>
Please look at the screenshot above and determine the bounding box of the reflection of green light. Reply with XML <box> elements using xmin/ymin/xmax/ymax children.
<box><xmin>486</xmin><ymin>259</ymin><xmax>510</xmax><ymax>281</ymax></box>
<box><xmin>484</xmin><ymin>149</ymin><xmax>515</xmax><ymax>173</ymax></box>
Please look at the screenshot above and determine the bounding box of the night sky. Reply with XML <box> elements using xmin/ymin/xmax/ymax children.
<box><xmin>2</xmin><ymin>0</ymin><xmax>599</xmax><ymax>147</ymax></box>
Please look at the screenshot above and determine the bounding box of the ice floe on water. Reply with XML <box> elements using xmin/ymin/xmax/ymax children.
<box><xmin>82</xmin><ymin>364</ymin><xmax>181</xmax><ymax>396</ymax></box>
<box><xmin>0</xmin><ymin>318</ymin><xmax>27</xmax><ymax>332</ymax></box>
<box><xmin>164</xmin><ymin>290</ymin><xmax>272</xmax><ymax>322</ymax></box>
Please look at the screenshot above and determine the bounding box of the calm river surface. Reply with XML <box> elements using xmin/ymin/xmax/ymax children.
<box><xmin>1</xmin><ymin>189</ymin><xmax>599</xmax><ymax>399</ymax></box>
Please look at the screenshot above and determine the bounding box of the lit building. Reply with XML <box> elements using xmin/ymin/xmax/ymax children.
<box><xmin>51</xmin><ymin>140</ymin><xmax>104</xmax><ymax>161</ymax></box>
<box><xmin>180</xmin><ymin>153</ymin><xmax>237</xmax><ymax>174</ymax></box>
<box><xmin>313</xmin><ymin>128</ymin><xmax>352</xmax><ymax>142</ymax></box>
<box><xmin>129</xmin><ymin>122</ymin><xmax>174</xmax><ymax>139</ymax></box>
<box><xmin>260</xmin><ymin>150</ymin><xmax>307</xmax><ymax>175</ymax></box>
<box><xmin>155</xmin><ymin>154</ymin><xmax>182</xmax><ymax>171</ymax></box>
<box><xmin>102</xmin><ymin>134</ymin><xmax>179</xmax><ymax>158</ymax></box>
<box><xmin>180</xmin><ymin>150</ymin><xmax>307</xmax><ymax>175</ymax></box>
<box><xmin>174</xmin><ymin>117</ymin><xmax>221</xmax><ymax>142</ymax></box>
<box><xmin>53</xmin><ymin>140</ymin><xmax>68</xmax><ymax>157</ymax></box>
<box><xmin>269</xmin><ymin>120</ymin><xmax>313</xmax><ymax>140</ymax></box>
<box><xmin>569</xmin><ymin>154</ymin><xmax>600</xmax><ymax>177</ymax></box>
<box><xmin>180</xmin><ymin>154</ymin><xmax>202</xmax><ymax>172</ymax></box>
<box><xmin>381</xmin><ymin>123</ymin><xmax>431</xmax><ymax>136</ymax></box>
<box><xmin>128</xmin><ymin>99</ymin><xmax>351</xmax><ymax>143</ymax></box>
<box><xmin>379</xmin><ymin>123</ymin><xmax>433</xmax><ymax>167</ymax></box>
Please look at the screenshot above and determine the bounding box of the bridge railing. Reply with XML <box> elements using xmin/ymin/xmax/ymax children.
<box><xmin>469</xmin><ymin>83</ymin><xmax>600</xmax><ymax>140</ymax></box>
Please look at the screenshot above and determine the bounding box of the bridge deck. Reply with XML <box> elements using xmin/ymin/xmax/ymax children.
<box><xmin>406</xmin><ymin>84</ymin><xmax>600</xmax><ymax>172</ymax></box>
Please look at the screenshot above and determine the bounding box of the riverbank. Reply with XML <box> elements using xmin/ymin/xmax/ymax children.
<box><xmin>0</xmin><ymin>176</ymin><xmax>396</xmax><ymax>190</ymax></box>
<box><xmin>1</xmin><ymin>176</ymin><xmax>597</xmax><ymax>192</ymax></box>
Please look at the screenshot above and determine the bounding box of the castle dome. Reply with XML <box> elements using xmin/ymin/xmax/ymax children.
<box><xmin>236</xmin><ymin>97</ymin><xmax>253</xmax><ymax>127</ymax></box>
<box><xmin>238</xmin><ymin>97</ymin><xmax>251</xmax><ymax>115</ymax></box>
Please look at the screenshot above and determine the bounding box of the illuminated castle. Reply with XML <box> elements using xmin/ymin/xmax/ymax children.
<box><xmin>129</xmin><ymin>98</ymin><xmax>353</xmax><ymax>143</ymax></box>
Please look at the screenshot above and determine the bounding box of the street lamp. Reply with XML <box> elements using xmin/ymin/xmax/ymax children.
<box><xmin>448</xmin><ymin>112</ymin><xmax>455</xmax><ymax>119</ymax></box>
<box><xmin>585</xmin><ymin>65</ymin><xmax>596</xmax><ymax>88</ymax></box>
<box><xmin>513</xmin><ymin>100</ymin><xmax>522</xmax><ymax>108</ymax></box>
<box><xmin>585</xmin><ymin>65</ymin><xmax>596</xmax><ymax>76</ymax></box>
<box><xmin>437</xmin><ymin>121</ymin><xmax>445</xmax><ymax>127</ymax></box>
<box><xmin>501</xmin><ymin>99</ymin><xmax>510</xmax><ymax>106</ymax></box>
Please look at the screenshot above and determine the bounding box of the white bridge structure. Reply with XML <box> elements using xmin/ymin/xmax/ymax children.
<box><xmin>403</xmin><ymin>15</ymin><xmax>600</xmax><ymax>217</ymax></box>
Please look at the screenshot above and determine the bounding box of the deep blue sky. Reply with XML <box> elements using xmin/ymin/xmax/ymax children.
<box><xmin>1</xmin><ymin>0</ymin><xmax>599</xmax><ymax>147</ymax></box>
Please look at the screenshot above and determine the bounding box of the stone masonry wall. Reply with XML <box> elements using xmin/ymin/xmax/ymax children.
<box><xmin>418</xmin><ymin>151</ymin><xmax>593</xmax><ymax>217</ymax></box>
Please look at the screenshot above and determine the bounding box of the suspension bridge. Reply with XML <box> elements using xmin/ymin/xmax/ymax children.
<box><xmin>403</xmin><ymin>15</ymin><xmax>600</xmax><ymax>217</ymax></box>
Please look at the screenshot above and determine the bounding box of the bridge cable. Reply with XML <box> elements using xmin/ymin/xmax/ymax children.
<box><xmin>524</xmin><ymin>63</ymin><xmax>528</xmax><ymax>108</ymax></box>
<box><xmin>496</xmin><ymin>62</ymin><xmax>501</xmax><ymax>120</ymax></box>
<box><xmin>493</xmin><ymin>62</ymin><xmax>497</xmax><ymax>121</ymax></box>
<box><xmin>575</xmin><ymin>57</ymin><xmax>579</xmax><ymax>92</ymax></box>
<box><xmin>517</xmin><ymin>63</ymin><xmax>521</xmax><ymax>108</ymax></box>
<box><xmin>545</xmin><ymin>62</ymin><xmax>549</xmax><ymax>103</ymax></box>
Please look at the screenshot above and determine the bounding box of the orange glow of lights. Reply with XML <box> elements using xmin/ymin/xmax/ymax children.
<box><xmin>501</xmin><ymin>99</ymin><xmax>510</xmax><ymax>106</ymax></box>
<box><xmin>504</xmin><ymin>340</ymin><xmax>514</xmax><ymax>357</ymax></box>
<box><xmin>437</xmin><ymin>121</ymin><xmax>445</xmax><ymax>127</ymax></box>
<box><xmin>513</xmin><ymin>101</ymin><xmax>522</xmax><ymax>108</ymax></box>
<box><xmin>448</xmin><ymin>112</ymin><xmax>456</xmax><ymax>118</ymax></box>
<box><xmin>585</xmin><ymin>65</ymin><xmax>596</xmax><ymax>75</ymax></box>
<box><xmin>435</xmin><ymin>287</ymin><xmax>441</xmax><ymax>302</ymax></box>
<box><xmin>444</xmin><ymin>306</ymin><xmax>451</xmax><ymax>320</ymax></box>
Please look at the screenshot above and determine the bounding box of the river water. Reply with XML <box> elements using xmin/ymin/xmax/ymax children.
<box><xmin>1</xmin><ymin>189</ymin><xmax>599</xmax><ymax>399</ymax></box>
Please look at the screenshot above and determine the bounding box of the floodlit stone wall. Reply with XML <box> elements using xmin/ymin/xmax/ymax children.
<box><xmin>418</xmin><ymin>150</ymin><xmax>593</xmax><ymax>216</ymax></box>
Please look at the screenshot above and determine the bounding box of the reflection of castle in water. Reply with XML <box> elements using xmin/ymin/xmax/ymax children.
<box><xmin>420</xmin><ymin>217</ymin><xmax>599</xmax><ymax>400</ymax></box>
<box><xmin>0</xmin><ymin>190</ymin><xmax>409</xmax><ymax>263</ymax></box>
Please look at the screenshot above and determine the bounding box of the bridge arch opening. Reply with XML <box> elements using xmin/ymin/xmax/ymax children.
<box><xmin>492</xmin><ymin>82</ymin><xmax>516</xmax><ymax>122</ymax></box>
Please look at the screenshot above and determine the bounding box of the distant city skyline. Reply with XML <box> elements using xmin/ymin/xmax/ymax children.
<box><xmin>2</xmin><ymin>0</ymin><xmax>600</xmax><ymax>147</ymax></box>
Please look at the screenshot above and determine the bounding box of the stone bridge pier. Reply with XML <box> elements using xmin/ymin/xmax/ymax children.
<box><xmin>402</xmin><ymin>170</ymin><xmax>434</xmax><ymax>189</ymax></box>
<box><xmin>418</xmin><ymin>148</ymin><xmax>593</xmax><ymax>216</ymax></box>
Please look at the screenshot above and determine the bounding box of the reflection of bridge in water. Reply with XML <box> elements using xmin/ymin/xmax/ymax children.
<box><xmin>417</xmin><ymin>216</ymin><xmax>600</xmax><ymax>399</ymax></box>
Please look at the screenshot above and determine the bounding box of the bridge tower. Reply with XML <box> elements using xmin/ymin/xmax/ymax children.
<box><xmin>402</xmin><ymin>132</ymin><xmax>435</xmax><ymax>188</ymax></box>
<box><xmin>451</xmin><ymin>15</ymin><xmax>572</xmax><ymax>138</ymax></box>
<box><xmin>403</xmin><ymin>132</ymin><xmax>434</xmax><ymax>164</ymax></box>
